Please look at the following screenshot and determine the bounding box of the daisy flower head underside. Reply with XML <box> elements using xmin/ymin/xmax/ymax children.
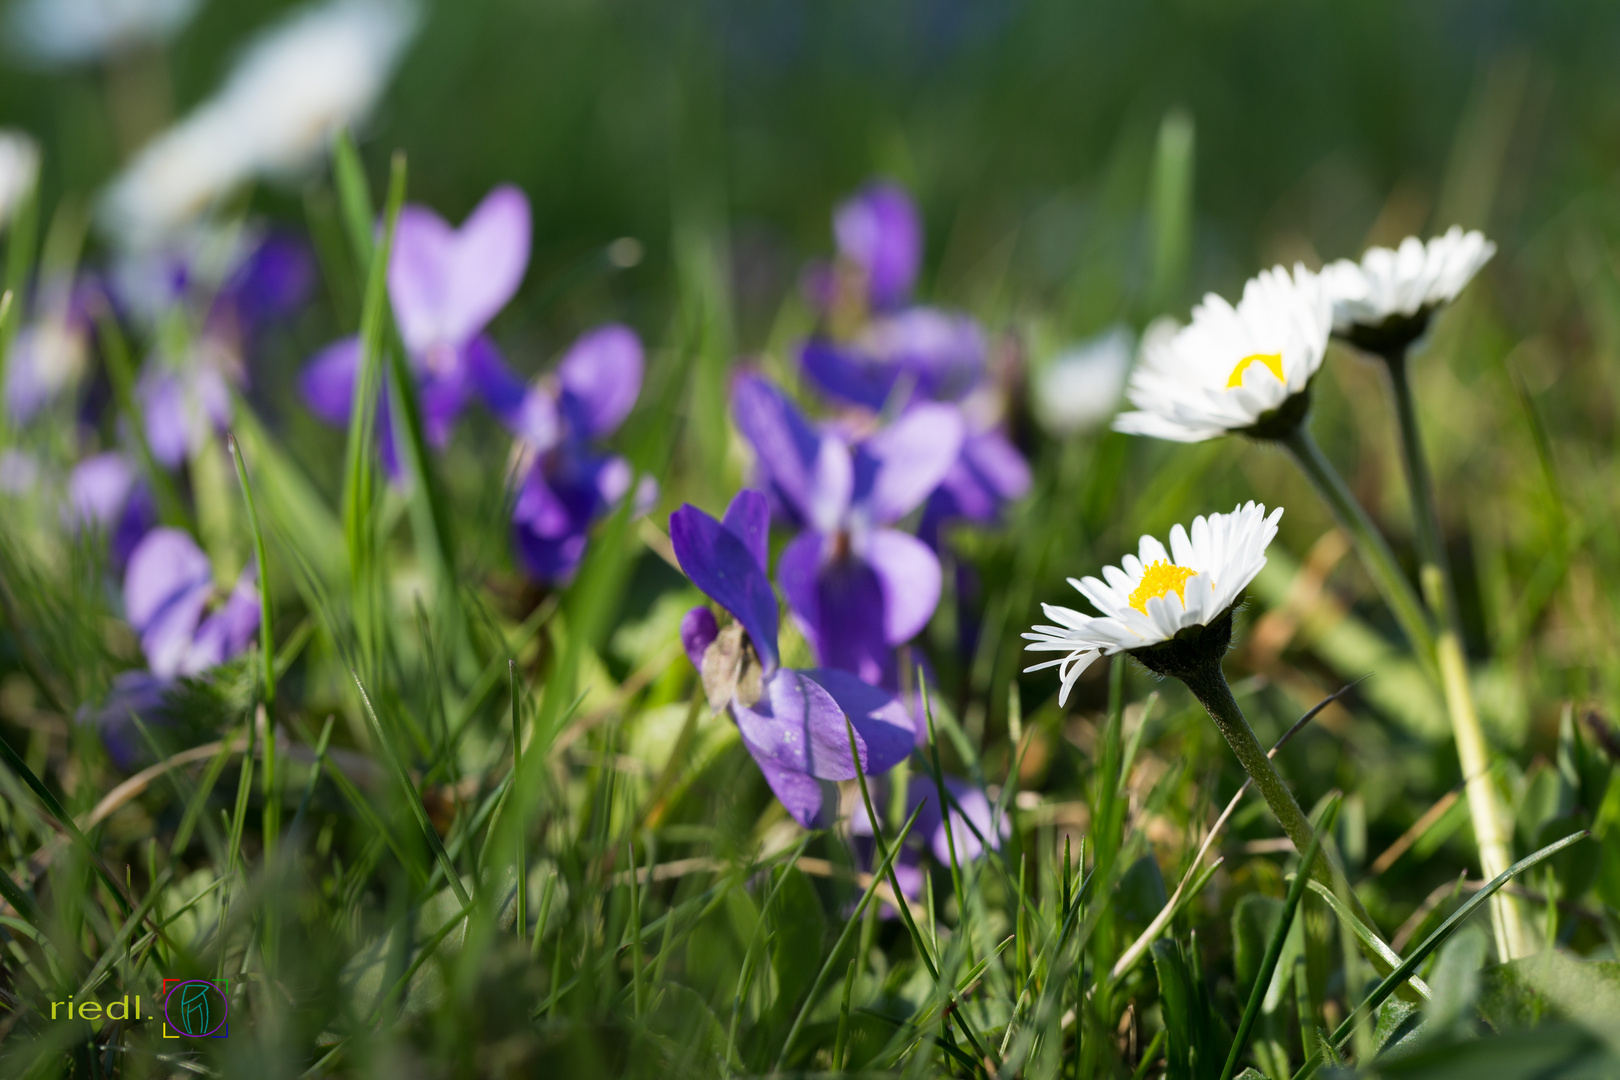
<box><xmin>1114</xmin><ymin>265</ymin><xmax>1330</xmax><ymax>443</ymax></box>
<box><xmin>1322</xmin><ymin>226</ymin><xmax>1495</xmax><ymax>352</ymax></box>
<box><xmin>1024</xmin><ymin>502</ymin><xmax>1282</xmax><ymax>704</ymax></box>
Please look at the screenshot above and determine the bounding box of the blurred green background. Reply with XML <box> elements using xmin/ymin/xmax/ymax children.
<box><xmin>9</xmin><ymin>0</ymin><xmax>1619</xmax><ymax>336</ymax></box>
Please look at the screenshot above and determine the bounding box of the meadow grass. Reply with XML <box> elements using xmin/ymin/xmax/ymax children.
<box><xmin>3</xmin><ymin>5</ymin><xmax>1620</xmax><ymax>1078</ymax></box>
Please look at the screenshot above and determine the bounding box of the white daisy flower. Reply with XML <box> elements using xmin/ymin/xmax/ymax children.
<box><xmin>1321</xmin><ymin>227</ymin><xmax>1495</xmax><ymax>345</ymax></box>
<box><xmin>98</xmin><ymin>0</ymin><xmax>418</xmax><ymax>247</ymax></box>
<box><xmin>1030</xmin><ymin>325</ymin><xmax>1133</xmax><ymax>437</ymax></box>
<box><xmin>0</xmin><ymin>130</ymin><xmax>41</xmax><ymax>229</ymax></box>
<box><xmin>1114</xmin><ymin>265</ymin><xmax>1331</xmax><ymax>443</ymax></box>
<box><xmin>6</xmin><ymin>0</ymin><xmax>201</xmax><ymax>68</ymax></box>
<box><xmin>1024</xmin><ymin>501</ymin><xmax>1283</xmax><ymax>705</ymax></box>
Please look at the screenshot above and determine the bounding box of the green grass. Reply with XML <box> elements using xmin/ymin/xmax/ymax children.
<box><xmin>4</xmin><ymin>3</ymin><xmax>1620</xmax><ymax>1077</ymax></box>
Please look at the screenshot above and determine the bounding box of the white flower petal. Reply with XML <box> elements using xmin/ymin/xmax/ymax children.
<box><xmin>1025</xmin><ymin>503</ymin><xmax>1285</xmax><ymax>702</ymax></box>
<box><xmin>1323</xmin><ymin>227</ymin><xmax>1495</xmax><ymax>332</ymax></box>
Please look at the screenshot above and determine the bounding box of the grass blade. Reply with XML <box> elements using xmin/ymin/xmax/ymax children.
<box><xmin>1290</xmin><ymin>829</ymin><xmax>1590</xmax><ymax>1079</ymax></box>
<box><xmin>774</xmin><ymin>803</ymin><xmax>925</xmax><ymax>1071</ymax></box>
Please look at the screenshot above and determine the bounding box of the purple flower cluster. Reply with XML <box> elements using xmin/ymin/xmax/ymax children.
<box><xmin>93</xmin><ymin>528</ymin><xmax>262</xmax><ymax>768</ymax></box>
<box><xmin>300</xmin><ymin>184</ymin><xmax>532</xmax><ymax>469</ymax></box>
<box><xmin>297</xmin><ymin>184</ymin><xmax>649</xmax><ymax>584</ymax></box>
<box><xmin>664</xmin><ymin>181</ymin><xmax>1018</xmax><ymax>863</ymax></box>
<box><xmin>801</xmin><ymin>182</ymin><xmax>1030</xmax><ymax>548</ymax></box>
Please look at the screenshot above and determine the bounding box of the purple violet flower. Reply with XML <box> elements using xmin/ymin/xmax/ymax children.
<box><xmin>67</xmin><ymin>452</ymin><xmax>156</xmax><ymax>566</ymax></box>
<box><xmin>918</xmin><ymin>391</ymin><xmax>1031</xmax><ymax>547</ymax></box>
<box><xmin>488</xmin><ymin>324</ymin><xmax>652</xmax><ymax>584</ymax></box>
<box><xmin>3</xmin><ymin>277</ymin><xmax>97</xmax><ymax>423</ymax></box>
<box><xmin>834</xmin><ymin>181</ymin><xmax>923</xmax><ymax>311</ymax></box>
<box><xmin>137</xmin><ymin>363</ymin><xmax>233</xmax><ymax>469</ymax></box>
<box><xmin>117</xmin><ymin>231</ymin><xmax>314</xmax><ymax>469</ymax></box>
<box><xmin>298</xmin><ymin>184</ymin><xmax>531</xmax><ymax>456</ymax></box>
<box><xmin>671</xmin><ymin>489</ymin><xmax>915</xmax><ymax>828</ymax></box>
<box><xmin>731</xmin><ymin>374</ymin><xmax>962</xmax><ymax>688</ymax></box>
<box><xmin>123</xmin><ymin>527</ymin><xmax>259</xmax><ymax>680</ymax></box>
<box><xmin>800</xmin><ymin>307</ymin><xmax>986</xmax><ymax>411</ymax></box>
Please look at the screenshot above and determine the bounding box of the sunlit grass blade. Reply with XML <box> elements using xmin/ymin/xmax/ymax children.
<box><xmin>340</xmin><ymin>149</ymin><xmax>407</xmax><ymax>658</ymax></box>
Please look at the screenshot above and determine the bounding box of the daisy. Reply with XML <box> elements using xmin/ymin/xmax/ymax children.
<box><xmin>1030</xmin><ymin>325</ymin><xmax>1134</xmax><ymax>437</ymax></box>
<box><xmin>1113</xmin><ymin>265</ymin><xmax>1330</xmax><ymax>443</ymax></box>
<box><xmin>6</xmin><ymin>0</ymin><xmax>200</xmax><ymax>68</ymax></box>
<box><xmin>1321</xmin><ymin>227</ymin><xmax>1495</xmax><ymax>355</ymax></box>
<box><xmin>1024</xmin><ymin>502</ymin><xmax>1281</xmax><ymax>705</ymax></box>
<box><xmin>98</xmin><ymin>0</ymin><xmax>418</xmax><ymax>246</ymax></box>
<box><xmin>1022</xmin><ymin>500</ymin><xmax>1365</xmax><ymax>913</ymax></box>
<box><xmin>1323</xmin><ymin>229</ymin><xmax>1526</xmax><ymax>956</ymax></box>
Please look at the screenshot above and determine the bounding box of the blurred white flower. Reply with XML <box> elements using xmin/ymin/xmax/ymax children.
<box><xmin>1025</xmin><ymin>502</ymin><xmax>1283</xmax><ymax>705</ymax></box>
<box><xmin>99</xmin><ymin>0</ymin><xmax>419</xmax><ymax>247</ymax></box>
<box><xmin>6</xmin><ymin>0</ymin><xmax>201</xmax><ymax>67</ymax></box>
<box><xmin>0</xmin><ymin>129</ymin><xmax>41</xmax><ymax>229</ymax></box>
<box><xmin>1322</xmin><ymin>227</ymin><xmax>1495</xmax><ymax>334</ymax></box>
<box><xmin>1030</xmin><ymin>326</ymin><xmax>1133</xmax><ymax>437</ymax></box>
<box><xmin>1114</xmin><ymin>265</ymin><xmax>1330</xmax><ymax>443</ymax></box>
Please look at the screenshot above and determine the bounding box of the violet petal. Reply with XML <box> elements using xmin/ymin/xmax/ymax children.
<box><xmin>124</xmin><ymin>528</ymin><xmax>215</xmax><ymax>679</ymax></box>
<box><xmin>731</xmin><ymin>668</ymin><xmax>867</xmax><ymax>781</ymax></box>
<box><xmin>721</xmin><ymin>488</ymin><xmax>771</xmax><ymax>574</ymax></box>
<box><xmin>808</xmin><ymin>554</ymin><xmax>893</xmax><ymax>688</ymax></box>
<box><xmin>866</xmin><ymin>527</ymin><xmax>942</xmax><ymax>646</ymax></box>
<box><xmin>68</xmin><ymin>453</ymin><xmax>135</xmax><ymax>529</ymax></box>
<box><xmin>669</xmin><ymin>499</ymin><xmax>780</xmax><ymax>673</ymax></box>
<box><xmin>558</xmin><ymin>324</ymin><xmax>643</xmax><ymax>439</ymax></box>
<box><xmin>775</xmin><ymin>530</ymin><xmax>824</xmax><ymax>657</ymax></box>
<box><xmin>799</xmin><ymin>338</ymin><xmax>898</xmax><ymax>411</ymax></box>
<box><xmin>139</xmin><ymin>371</ymin><xmax>189</xmax><ymax>468</ymax></box>
<box><xmin>680</xmin><ymin>606</ymin><xmax>720</xmax><ymax>670</ymax></box>
<box><xmin>856</xmin><ymin>402</ymin><xmax>964</xmax><ymax>524</ymax></box>
<box><xmin>389</xmin><ymin>186</ymin><xmax>531</xmax><ymax>354</ymax></box>
<box><xmin>803</xmin><ymin>666</ymin><xmax>915</xmax><ymax>776</ymax></box>
<box><xmin>731</xmin><ymin>374</ymin><xmax>823</xmax><ymax>524</ymax></box>
<box><xmin>299</xmin><ymin>337</ymin><xmax>362</xmax><ymax>426</ymax></box>
<box><xmin>834</xmin><ymin>182</ymin><xmax>922</xmax><ymax>308</ymax></box>
<box><xmin>745</xmin><ymin>747</ymin><xmax>829</xmax><ymax>828</ymax></box>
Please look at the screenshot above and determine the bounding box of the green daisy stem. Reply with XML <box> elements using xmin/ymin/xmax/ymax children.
<box><xmin>1380</xmin><ymin>346</ymin><xmax>1531</xmax><ymax>960</ymax></box>
<box><xmin>1176</xmin><ymin>659</ymin><xmax>1334</xmax><ymax>891</ymax></box>
<box><xmin>1176</xmin><ymin>656</ymin><xmax>1412</xmax><ymax>976</ymax></box>
<box><xmin>1279</xmin><ymin>424</ymin><xmax>1438</xmax><ymax>677</ymax></box>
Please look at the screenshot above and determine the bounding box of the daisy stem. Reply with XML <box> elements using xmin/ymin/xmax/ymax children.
<box><xmin>1279</xmin><ymin>425</ymin><xmax>1438</xmax><ymax>678</ymax></box>
<box><xmin>1177</xmin><ymin>660</ymin><xmax>1334</xmax><ymax>892</ymax></box>
<box><xmin>1380</xmin><ymin>347</ymin><xmax>1531</xmax><ymax>961</ymax></box>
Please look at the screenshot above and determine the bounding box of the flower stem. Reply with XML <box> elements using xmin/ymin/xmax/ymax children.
<box><xmin>1280</xmin><ymin>425</ymin><xmax>1437</xmax><ymax>676</ymax></box>
<box><xmin>1177</xmin><ymin>660</ymin><xmax>1332</xmax><ymax>888</ymax></box>
<box><xmin>1381</xmin><ymin>348</ymin><xmax>1531</xmax><ymax>960</ymax></box>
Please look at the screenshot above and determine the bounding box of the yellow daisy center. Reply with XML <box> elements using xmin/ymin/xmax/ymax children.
<box><xmin>1226</xmin><ymin>352</ymin><xmax>1285</xmax><ymax>389</ymax></box>
<box><xmin>1129</xmin><ymin>561</ymin><xmax>1197</xmax><ymax>614</ymax></box>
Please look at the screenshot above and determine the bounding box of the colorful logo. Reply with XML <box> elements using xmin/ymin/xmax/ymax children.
<box><xmin>160</xmin><ymin>979</ymin><xmax>229</xmax><ymax>1039</ymax></box>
